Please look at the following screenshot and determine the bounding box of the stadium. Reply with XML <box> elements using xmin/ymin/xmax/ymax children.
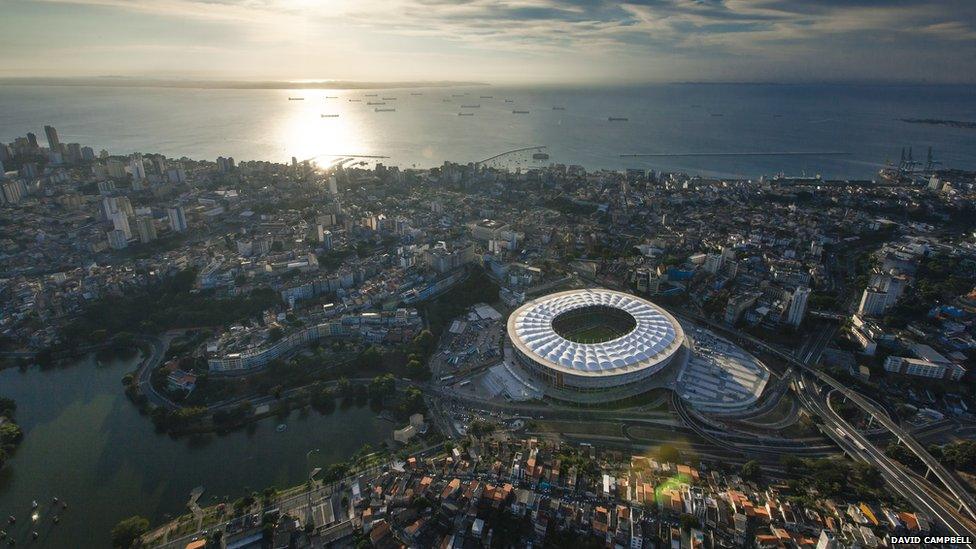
<box><xmin>506</xmin><ymin>289</ymin><xmax>686</xmax><ymax>403</ymax></box>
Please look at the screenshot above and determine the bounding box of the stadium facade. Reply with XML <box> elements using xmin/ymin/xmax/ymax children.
<box><xmin>507</xmin><ymin>289</ymin><xmax>685</xmax><ymax>403</ymax></box>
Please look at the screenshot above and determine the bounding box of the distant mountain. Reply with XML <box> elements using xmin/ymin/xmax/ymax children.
<box><xmin>0</xmin><ymin>77</ymin><xmax>487</xmax><ymax>90</ymax></box>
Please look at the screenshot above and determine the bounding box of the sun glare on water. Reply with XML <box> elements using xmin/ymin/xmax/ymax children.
<box><xmin>274</xmin><ymin>89</ymin><xmax>368</xmax><ymax>168</ymax></box>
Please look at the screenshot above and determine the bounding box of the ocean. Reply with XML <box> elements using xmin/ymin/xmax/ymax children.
<box><xmin>1</xmin><ymin>83</ymin><xmax>974</xmax><ymax>179</ymax></box>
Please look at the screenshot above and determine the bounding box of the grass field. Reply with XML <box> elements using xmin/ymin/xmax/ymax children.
<box><xmin>563</xmin><ymin>325</ymin><xmax>625</xmax><ymax>343</ymax></box>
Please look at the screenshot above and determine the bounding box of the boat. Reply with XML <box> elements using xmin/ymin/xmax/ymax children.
<box><xmin>410</xmin><ymin>92</ymin><xmax>423</xmax><ymax>96</ymax></box>
<box><xmin>287</xmin><ymin>97</ymin><xmax>304</xmax><ymax>101</ymax></box>
<box><xmin>320</xmin><ymin>114</ymin><xmax>339</xmax><ymax>118</ymax></box>
<box><xmin>480</xmin><ymin>95</ymin><xmax>493</xmax><ymax>99</ymax></box>
<box><xmin>533</xmin><ymin>152</ymin><xmax>550</xmax><ymax>160</ymax></box>
<box><xmin>460</xmin><ymin>104</ymin><xmax>480</xmax><ymax>109</ymax></box>
<box><xmin>608</xmin><ymin>117</ymin><xmax>628</xmax><ymax>121</ymax></box>
<box><xmin>375</xmin><ymin>108</ymin><xmax>396</xmax><ymax>112</ymax></box>
<box><xmin>512</xmin><ymin>110</ymin><xmax>529</xmax><ymax>114</ymax></box>
<box><xmin>325</xmin><ymin>95</ymin><xmax>337</xmax><ymax>99</ymax></box>
<box><xmin>382</xmin><ymin>97</ymin><xmax>396</xmax><ymax>100</ymax></box>
<box><xmin>504</xmin><ymin>99</ymin><xmax>514</xmax><ymax>103</ymax></box>
<box><xmin>552</xmin><ymin>106</ymin><xmax>565</xmax><ymax>110</ymax></box>
<box><xmin>276</xmin><ymin>423</ymin><xmax>287</xmax><ymax>432</ymax></box>
<box><xmin>367</xmin><ymin>101</ymin><xmax>386</xmax><ymax>105</ymax></box>
<box><xmin>348</xmin><ymin>99</ymin><xmax>361</xmax><ymax>102</ymax></box>
<box><xmin>458</xmin><ymin>112</ymin><xmax>474</xmax><ymax>116</ymax></box>
<box><xmin>364</xmin><ymin>93</ymin><xmax>378</xmax><ymax>97</ymax></box>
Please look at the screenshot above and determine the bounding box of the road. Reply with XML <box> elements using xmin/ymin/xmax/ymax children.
<box><xmin>797</xmin><ymin>376</ymin><xmax>976</xmax><ymax>544</ymax></box>
<box><xmin>134</xmin><ymin>335</ymin><xmax>177</xmax><ymax>410</ymax></box>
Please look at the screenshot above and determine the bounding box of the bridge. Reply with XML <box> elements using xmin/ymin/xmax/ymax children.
<box><xmin>678</xmin><ymin>311</ymin><xmax>976</xmax><ymax>527</ymax></box>
<box><xmin>476</xmin><ymin>145</ymin><xmax>548</xmax><ymax>169</ymax></box>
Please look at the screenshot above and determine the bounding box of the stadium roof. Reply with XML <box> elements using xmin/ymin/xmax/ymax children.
<box><xmin>508</xmin><ymin>289</ymin><xmax>683</xmax><ymax>377</ymax></box>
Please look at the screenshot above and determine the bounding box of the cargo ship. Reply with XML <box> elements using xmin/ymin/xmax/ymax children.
<box><xmin>460</xmin><ymin>104</ymin><xmax>481</xmax><ymax>109</ymax></box>
<box><xmin>321</xmin><ymin>114</ymin><xmax>339</xmax><ymax>118</ymax></box>
<box><xmin>513</xmin><ymin>110</ymin><xmax>529</xmax><ymax>114</ymax></box>
<box><xmin>367</xmin><ymin>101</ymin><xmax>386</xmax><ymax>105</ymax></box>
<box><xmin>458</xmin><ymin>112</ymin><xmax>474</xmax><ymax>116</ymax></box>
<box><xmin>533</xmin><ymin>152</ymin><xmax>550</xmax><ymax>160</ymax></box>
<box><xmin>552</xmin><ymin>106</ymin><xmax>565</xmax><ymax>110</ymax></box>
<box><xmin>288</xmin><ymin>97</ymin><xmax>304</xmax><ymax>101</ymax></box>
<box><xmin>375</xmin><ymin>108</ymin><xmax>396</xmax><ymax>112</ymax></box>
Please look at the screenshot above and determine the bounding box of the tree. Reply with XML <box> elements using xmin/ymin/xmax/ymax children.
<box><xmin>741</xmin><ymin>460</ymin><xmax>762</xmax><ymax>482</ymax></box>
<box><xmin>369</xmin><ymin>374</ymin><xmax>396</xmax><ymax>400</ymax></box>
<box><xmin>405</xmin><ymin>359</ymin><xmax>431</xmax><ymax>381</ymax></box>
<box><xmin>657</xmin><ymin>444</ymin><xmax>679</xmax><ymax>463</ymax></box>
<box><xmin>268</xmin><ymin>326</ymin><xmax>284</xmax><ymax>343</ymax></box>
<box><xmin>0</xmin><ymin>422</ymin><xmax>23</xmax><ymax>446</ymax></box>
<box><xmin>356</xmin><ymin>346</ymin><xmax>383</xmax><ymax>371</ymax></box>
<box><xmin>111</xmin><ymin>515</ymin><xmax>150</xmax><ymax>548</ymax></box>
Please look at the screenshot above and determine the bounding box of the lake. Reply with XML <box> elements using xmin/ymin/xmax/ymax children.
<box><xmin>0</xmin><ymin>353</ymin><xmax>394</xmax><ymax>547</ymax></box>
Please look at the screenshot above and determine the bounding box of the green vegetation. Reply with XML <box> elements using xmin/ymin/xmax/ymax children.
<box><xmin>884</xmin><ymin>254</ymin><xmax>975</xmax><ymax>327</ymax></box>
<box><xmin>781</xmin><ymin>455</ymin><xmax>887</xmax><ymax>502</ymax></box>
<box><xmin>468</xmin><ymin>419</ymin><xmax>496</xmax><ymax>439</ymax></box>
<box><xmin>740</xmin><ymin>459</ymin><xmax>762</xmax><ymax>481</ymax></box>
<box><xmin>421</xmin><ymin>268</ymin><xmax>499</xmax><ymax>338</ymax></box>
<box><xmin>111</xmin><ymin>515</ymin><xmax>150</xmax><ymax>548</ymax></box>
<box><xmin>0</xmin><ymin>397</ymin><xmax>23</xmax><ymax>470</ymax></box>
<box><xmin>928</xmin><ymin>440</ymin><xmax>976</xmax><ymax>474</ymax></box>
<box><xmin>544</xmin><ymin>196</ymin><xmax>599</xmax><ymax>216</ymax></box>
<box><xmin>63</xmin><ymin>269</ymin><xmax>279</xmax><ymax>344</ymax></box>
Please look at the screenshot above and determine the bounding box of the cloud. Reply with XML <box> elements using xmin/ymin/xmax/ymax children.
<box><xmin>12</xmin><ymin>0</ymin><xmax>976</xmax><ymax>81</ymax></box>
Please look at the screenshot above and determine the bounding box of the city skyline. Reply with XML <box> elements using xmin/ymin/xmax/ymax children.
<box><xmin>2</xmin><ymin>0</ymin><xmax>975</xmax><ymax>84</ymax></box>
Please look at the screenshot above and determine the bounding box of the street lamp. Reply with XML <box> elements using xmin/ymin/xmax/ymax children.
<box><xmin>305</xmin><ymin>448</ymin><xmax>321</xmax><ymax>531</ymax></box>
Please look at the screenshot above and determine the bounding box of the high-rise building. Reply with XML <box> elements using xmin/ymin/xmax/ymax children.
<box><xmin>66</xmin><ymin>143</ymin><xmax>82</xmax><ymax>164</ymax></box>
<box><xmin>858</xmin><ymin>287</ymin><xmax>889</xmax><ymax>316</ymax></box>
<box><xmin>106</xmin><ymin>159</ymin><xmax>127</xmax><ymax>179</ymax></box>
<box><xmin>787</xmin><ymin>286</ymin><xmax>811</xmax><ymax>327</ymax></box>
<box><xmin>129</xmin><ymin>154</ymin><xmax>146</xmax><ymax>181</ymax></box>
<box><xmin>216</xmin><ymin>156</ymin><xmax>235</xmax><ymax>173</ymax></box>
<box><xmin>2</xmin><ymin>180</ymin><xmax>26</xmax><ymax>204</ymax></box>
<box><xmin>111</xmin><ymin>210</ymin><xmax>132</xmax><ymax>239</ymax></box>
<box><xmin>703</xmin><ymin>253</ymin><xmax>723</xmax><ymax>274</ymax></box>
<box><xmin>328</xmin><ymin>175</ymin><xmax>338</xmax><ymax>195</ymax></box>
<box><xmin>26</xmin><ymin>132</ymin><xmax>38</xmax><ymax>149</ymax></box>
<box><xmin>166</xmin><ymin>163</ymin><xmax>187</xmax><ymax>184</ymax></box>
<box><xmin>44</xmin><ymin>125</ymin><xmax>61</xmax><ymax>151</ymax></box>
<box><xmin>168</xmin><ymin>205</ymin><xmax>188</xmax><ymax>232</ymax></box>
<box><xmin>136</xmin><ymin>216</ymin><xmax>157</xmax><ymax>243</ymax></box>
<box><xmin>107</xmin><ymin>229</ymin><xmax>128</xmax><ymax>250</ymax></box>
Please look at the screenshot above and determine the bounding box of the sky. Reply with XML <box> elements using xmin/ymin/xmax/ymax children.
<box><xmin>1</xmin><ymin>0</ymin><xmax>975</xmax><ymax>84</ymax></box>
